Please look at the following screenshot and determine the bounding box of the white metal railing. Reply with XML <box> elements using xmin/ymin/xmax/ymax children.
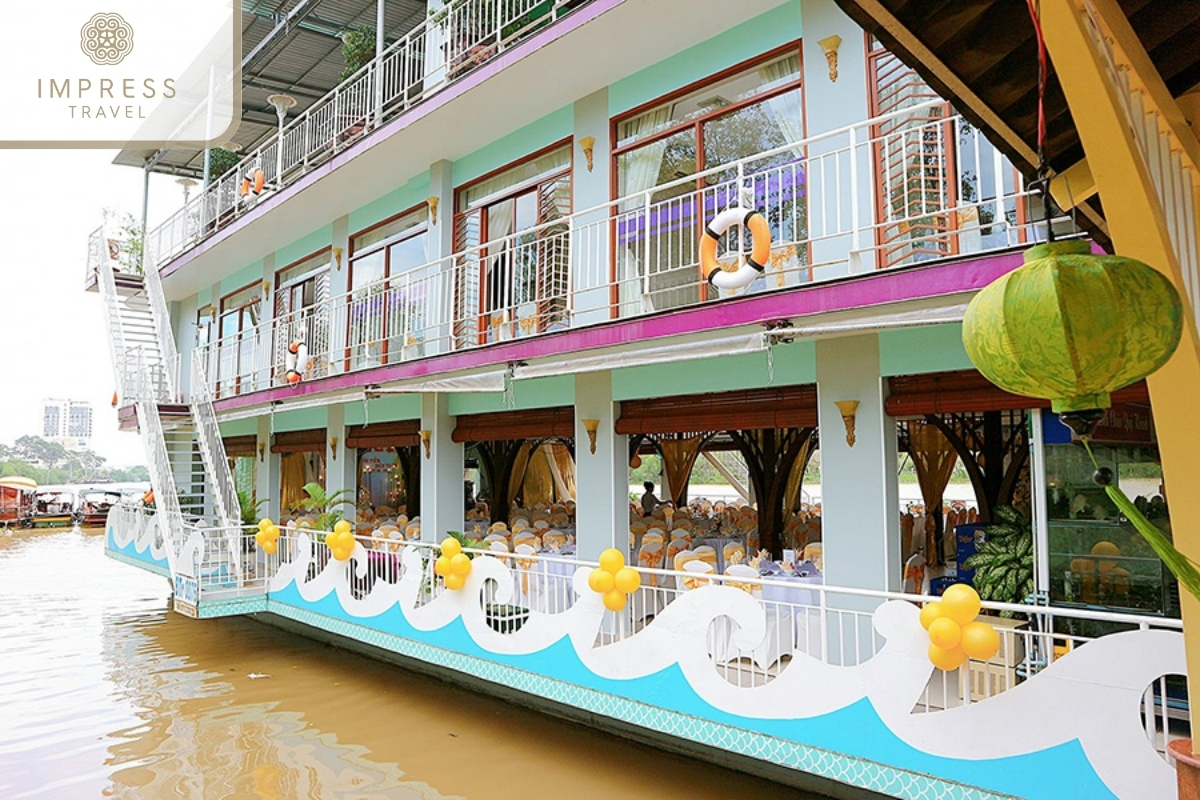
<box><xmin>85</xmin><ymin>225</ymin><xmax>105</xmax><ymax>290</ymax></box>
<box><xmin>189</xmin><ymin>349</ymin><xmax>241</xmax><ymax>531</ymax></box>
<box><xmin>265</xmin><ymin>530</ymin><xmax>1185</xmax><ymax>756</ymax></box>
<box><xmin>197</xmin><ymin>104</ymin><xmax>1068</xmax><ymax>400</ymax></box>
<box><xmin>146</xmin><ymin>0</ymin><xmax>591</xmax><ymax>268</ymax></box>
<box><xmin>131</xmin><ymin>347</ymin><xmax>187</xmax><ymax>574</ymax></box>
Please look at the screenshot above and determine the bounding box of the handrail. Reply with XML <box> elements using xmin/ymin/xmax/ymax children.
<box><xmin>147</xmin><ymin>0</ymin><xmax>590</xmax><ymax>269</ymax></box>
<box><xmin>190</xmin><ymin>349</ymin><xmax>242</xmax><ymax>535</ymax></box>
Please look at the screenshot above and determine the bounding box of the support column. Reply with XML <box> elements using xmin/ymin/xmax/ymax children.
<box><xmin>574</xmin><ymin>371</ymin><xmax>627</xmax><ymax>561</ymax></box>
<box><xmin>571</xmin><ymin>89</ymin><xmax>613</xmax><ymax>325</ymax></box>
<box><xmin>1042</xmin><ymin>0</ymin><xmax>1200</xmax><ymax>735</ymax></box>
<box><xmin>330</xmin><ymin>216</ymin><xmax>350</xmax><ymax>377</ymax></box>
<box><xmin>428</xmin><ymin>160</ymin><xmax>455</xmax><ymax>357</ymax></box>
<box><xmin>257</xmin><ymin>252</ymin><xmax>275</xmax><ymax>391</ymax></box>
<box><xmin>420</xmin><ymin>392</ymin><xmax>463</xmax><ymax>543</ymax></box>
<box><xmin>816</xmin><ymin>334</ymin><xmax>900</xmax><ymax>592</ymax></box>
<box><xmin>325</xmin><ymin>404</ymin><xmax>355</xmax><ymax>524</ymax></box>
<box><xmin>256</xmin><ymin>416</ymin><xmax>278</xmax><ymax>522</ymax></box>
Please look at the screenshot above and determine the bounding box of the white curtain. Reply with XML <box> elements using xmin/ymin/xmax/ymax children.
<box><xmin>485</xmin><ymin>199</ymin><xmax>514</xmax><ymax>312</ymax></box>
<box><xmin>616</xmin><ymin>106</ymin><xmax>672</xmax><ymax>293</ymax></box>
<box><xmin>758</xmin><ymin>55</ymin><xmax>804</xmax><ymax>158</ymax></box>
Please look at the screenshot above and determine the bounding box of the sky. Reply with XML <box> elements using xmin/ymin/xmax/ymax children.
<box><xmin>0</xmin><ymin>148</ymin><xmax>180</xmax><ymax>468</ymax></box>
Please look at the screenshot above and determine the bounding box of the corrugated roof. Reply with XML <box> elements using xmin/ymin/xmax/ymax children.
<box><xmin>115</xmin><ymin>0</ymin><xmax>428</xmax><ymax>177</ymax></box>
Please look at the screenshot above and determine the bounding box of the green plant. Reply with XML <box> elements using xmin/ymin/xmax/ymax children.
<box><xmin>340</xmin><ymin>25</ymin><xmax>376</xmax><ymax>81</ymax></box>
<box><xmin>963</xmin><ymin>505</ymin><xmax>1034</xmax><ymax>615</ymax></box>
<box><xmin>207</xmin><ymin>147</ymin><xmax>242</xmax><ymax>181</ymax></box>
<box><xmin>298</xmin><ymin>481</ymin><xmax>355</xmax><ymax>534</ymax></box>
<box><xmin>237</xmin><ymin>489</ymin><xmax>267</xmax><ymax>527</ymax></box>
<box><xmin>444</xmin><ymin>529</ymin><xmax>485</xmax><ymax>557</ymax></box>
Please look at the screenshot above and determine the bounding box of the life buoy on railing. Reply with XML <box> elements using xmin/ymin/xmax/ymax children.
<box><xmin>699</xmin><ymin>206</ymin><xmax>772</xmax><ymax>290</ymax></box>
<box><xmin>285</xmin><ymin>339</ymin><xmax>309</xmax><ymax>384</ymax></box>
<box><xmin>239</xmin><ymin>168</ymin><xmax>266</xmax><ymax>197</ymax></box>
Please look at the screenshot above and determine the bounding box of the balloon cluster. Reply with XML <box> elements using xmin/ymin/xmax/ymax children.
<box><xmin>435</xmin><ymin>537</ymin><xmax>472</xmax><ymax>590</ymax></box>
<box><xmin>919</xmin><ymin>584</ymin><xmax>1000</xmax><ymax>670</ymax></box>
<box><xmin>255</xmin><ymin>518</ymin><xmax>281</xmax><ymax>554</ymax></box>
<box><xmin>587</xmin><ymin>548</ymin><xmax>642</xmax><ymax>611</ymax></box>
<box><xmin>326</xmin><ymin>520</ymin><xmax>356</xmax><ymax>561</ymax></box>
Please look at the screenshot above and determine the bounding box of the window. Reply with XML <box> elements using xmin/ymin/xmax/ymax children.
<box><xmin>347</xmin><ymin>208</ymin><xmax>430</xmax><ymax>368</ymax></box>
<box><xmin>218</xmin><ymin>283</ymin><xmax>262</xmax><ymax>394</ymax></box>
<box><xmin>275</xmin><ymin>251</ymin><xmax>332</xmax><ymax>381</ymax></box>
<box><xmin>612</xmin><ymin>49</ymin><xmax>807</xmax><ymax>312</ymax></box>
<box><xmin>452</xmin><ymin>143</ymin><xmax>572</xmax><ymax>346</ymax></box>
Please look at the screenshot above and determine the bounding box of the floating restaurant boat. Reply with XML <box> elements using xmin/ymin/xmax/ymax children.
<box><xmin>0</xmin><ymin>476</ymin><xmax>36</xmax><ymax>529</ymax></box>
<box><xmin>86</xmin><ymin>2</ymin><xmax>1200</xmax><ymax>798</ymax></box>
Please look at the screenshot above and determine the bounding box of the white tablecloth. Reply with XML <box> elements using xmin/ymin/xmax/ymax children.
<box><xmin>761</xmin><ymin>574</ymin><xmax>822</xmax><ymax>607</ymax></box>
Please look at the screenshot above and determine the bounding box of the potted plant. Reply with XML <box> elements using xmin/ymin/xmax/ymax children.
<box><xmin>340</xmin><ymin>25</ymin><xmax>376</xmax><ymax>81</ymax></box>
<box><xmin>298</xmin><ymin>481</ymin><xmax>355</xmax><ymax>535</ymax></box>
<box><xmin>962</xmin><ymin>504</ymin><xmax>1034</xmax><ymax>616</ymax></box>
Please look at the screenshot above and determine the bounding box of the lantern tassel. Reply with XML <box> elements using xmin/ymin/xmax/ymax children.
<box><xmin>1082</xmin><ymin>440</ymin><xmax>1200</xmax><ymax>602</ymax></box>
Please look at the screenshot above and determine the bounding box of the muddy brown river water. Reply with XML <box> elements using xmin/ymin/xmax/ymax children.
<box><xmin>0</xmin><ymin>529</ymin><xmax>822</xmax><ymax>799</ymax></box>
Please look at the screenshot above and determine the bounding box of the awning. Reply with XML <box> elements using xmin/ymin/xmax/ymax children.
<box><xmin>222</xmin><ymin>435</ymin><xmax>258</xmax><ymax>457</ymax></box>
<box><xmin>0</xmin><ymin>476</ymin><xmax>37</xmax><ymax>491</ymax></box>
<box><xmin>347</xmin><ymin>420</ymin><xmax>421</xmax><ymax>450</ymax></box>
<box><xmin>886</xmin><ymin>370</ymin><xmax>1150</xmax><ymax>416</ymax></box>
<box><xmin>271</xmin><ymin>428</ymin><xmax>327</xmax><ymax>454</ymax></box>
<box><xmin>617</xmin><ymin>385</ymin><xmax>818</xmax><ymax>435</ymax></box>
<box><xmin>453</xmin><ymin>407</ymin><xmax>575</xmax><ymax>443</ymax></box>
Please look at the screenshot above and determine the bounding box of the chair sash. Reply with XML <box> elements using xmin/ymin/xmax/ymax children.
<box><xmin>638</xmin><ymin>544</ymin><xmax>664</xmax><ymax>586</ymax></box>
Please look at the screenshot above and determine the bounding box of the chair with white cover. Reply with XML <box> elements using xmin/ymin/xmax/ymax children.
<box><xmin>631</xmin><ymin>541</ymin><xmax>666</xmax><ymax>621</ymax></box>
<box><xmin>513</xmin><ymin>530</ymin><xmax>540</xmax><ymax>550</ymax></box>
<box><xmin>693</xmin><ymin>545</ymin><xmax>718</xmax><ymax>569</ymax></box>
<box><xmin>680</xmin><ymin>558</ymin><xmax>715</xmax><ymax>591</ymax></box>
<box><xmin>513</xmin><ymin>543</ymin><xmax>539</xmax><ymax>607</ymax></box>
<box><xmin>484</xmin><ymin>533</ymin><xmax>510</xmax><ymax>550</ymax></box>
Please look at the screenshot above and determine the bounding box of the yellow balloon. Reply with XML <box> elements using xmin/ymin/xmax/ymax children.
<box><xmin>940</xmin><ymin>584</ymin><xmax>982</xmax><ymax>626</ymax></box>
<box><xmin>444</xmin><ymin>573</ymin><xmax>465</xmax><ymax>591</ymax></box>
<box><xmin>267</xmin><ymin>525</ymin><xmax>281</xmax><ymax>540</ymax></box>
<box><xmin>599</xmin><ymin>548</ymin><xmax>624</xmax><ymax>574</ymax></box>
<box><xmin>603</xmin><ymin>589</ymin><xmax>627</xmax><ymax>611</ymax></box>
<box><xmin>334</xmin><ymin>519</ymin><xmax>352</xmax><ymax>534</ymax></box>
<box><xmin>587</xmin><ymin>568</ymin><xmax>607</xmax><ymax>593</ymax></box>
<box><xmin>332</xmin><ymin>547</ymin><xmax>352</xmax><ymax>562</ymax></box>
<box><xmin>258</xmin><ymin>518</ymin><xmax>273</xmax><ymax>531</ymax></box>
<box><xmin>261</xmin><ymin>540</ymin><xmax>277</xmax><ymax>555</ymax></box>
<box><xmin>441</xmin><ymin>537</ymin><xmax>462</xmax><ymax>558</ymax></box>
<box><xmin>919</xmin><ymin>602</ymin><xmax>943</xmax><ymax>630</ymax></box>
<box><xmin>961</xmin><ymin>621</ymin><xmax>1001</xmax><ymax>661</ymax></box>
<box><xmin>929</xmin><ymin>643</ymin><xmax>967</xmax><ymax>671</ymax></box>
<box><xmin>450</xmin><ymin>553</ymin><xmax>472</xmax><ymax>575</ymax></box>
<box><xmin>614</xmin><ymin>567</ymin><xmax>641</xmax><ymax>594</ymax></box>
<box><xmin>592</xmin><ymin>569</ymin><xmax>615</xmax><ymax>593</ymax></box>
<box><xmin>928</xmin><ymin>617</ymin><xmax>963</xmax><ymax>650</ymax></box>
<box><xmin>435</xmin><ymin>555</ymin><xmax>451</xmax><ymax>576</ymax></box>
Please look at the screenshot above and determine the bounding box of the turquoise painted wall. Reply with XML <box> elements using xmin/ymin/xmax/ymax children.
<box><xmin>219</xmin><ymin>418</ymin><xmax>258</xmax><ymax>437</ymax></box>
<box><xmin>612</xmin><ymin>342</ymin><xmax>816</xmax><ymax>401</ymax></box>
<box><xmin>276</xmin><ymin>226</ymin><xmax>334</xmax><ymax>268</ymax></box>
<box><xmin>348</xmin><ymin>173</ymin><xmax>433</xmax><ymax>235</ymax></box>
<box><xmin>608</xmin><ymin>0</ymin><xmax>803</xmax><ymax>116</ymax></box>
<box><xmin>220</xmin><ymin>259</ymin><xmax>264</xmax><ymax>295</ymax></box>
<box><xmin>452</xmin><ymin>106</ymin><xmax>574</xmax><ymax>188</ymax></box>
<box><xmin>344</xmin><ymin>395</ymin><xmax>423</xmax><ymax>426</ymax></box>
<box><xmin>878</xmin><ymin>323</ymin><xmax>975</xmax><ymax>377</ymax></box>
<box><xmin>271</xmin><ymin>407</ymin><xmax>327</xmax><ymax>432</ymax></box>
<box><xmin>448</xmin><ymin>375</ymin><xmax>573</xmax><ymax>415</ymax></box>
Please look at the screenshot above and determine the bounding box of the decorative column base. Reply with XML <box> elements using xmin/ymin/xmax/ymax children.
<box><xmin>1170</xmin><ymin>739</ymin><xmax>1200</xmax><ymax>799</ymax></box>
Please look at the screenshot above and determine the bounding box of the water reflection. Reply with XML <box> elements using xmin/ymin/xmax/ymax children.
<box><xmin>0</xmin><ymin>530</ymin><xmax>818</xmax><ymax>799</ymax></box>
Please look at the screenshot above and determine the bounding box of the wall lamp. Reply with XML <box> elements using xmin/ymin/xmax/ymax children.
<box><xmin>333</xmin><ymin>246</ymin><xmax>343</xmax><ymax>271</ymax></box>
<box><xmin>426</xmin><ymin>196</ymin><xmax>439</xmax><ymax>225</ymax></box>
<box><xmin>834</xmin><ymin>400</ymin><xmax>859</xmax><ymax>447</ymax></box>
<box><xmin>329</xmin><ymin>437</ymin><xmax>339</xmax><ymax>459</ymax></box>
<box><xmin>818</xmin><ymin>34</ymin><xmax>842</xmax><ymax>82</ymax></box>
<box><xmin>419</xmin><ymin>429</ymin><xmax>432</xmax><ymax>459</ymax></box>
<box><xmin>582</xmin><ymin>418</ymin><xmax>600</xmax><ymax>454</ymax></box>
<box><xmin>258</xmin><ymin>442</ymin><xmax>266</xmax><ymax>462</ymax></box>
<box><xmin>579</xmin><ymin>136</ymin><xmax>596</xmax><ymax>172</ymax></box>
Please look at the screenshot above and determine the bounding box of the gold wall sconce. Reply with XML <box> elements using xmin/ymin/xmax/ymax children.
<box><xmin>329</xmin><ymin>437</ymin><xmax>339</xmax><ymax>459</ymax></box>
<box><xmin>834</xmin><ymin>400</ymin><xmax>859</xmax><ymax>447</ymax></box>
<box><xmin>258</xmin><ymin>442</ymin><xmax>266</xmax><ymax>462</ymax></box>
<box><xmin>818</xmin><ymin>34</ymin><xmax>842</xmax><ymax>82</ymax></box>
<box><xmin>426</xmin><ymin>196</ymin><xmax>439</xmax><ymax>225</ymax></box>
<box><xmin>333</xmin><ymin>246</ymin><xmax>343</xmax><ymax>270</ymax></box>
<box><xmin>262</xmin><ymin>280</ymin><xmax>271</xmax><ymax>294</ymax></box>
<box><xmin>582</xmin><ymin>418</ymin><xmax>600</xmax><ymax>454</ymax></box>
<box><xmin>419</xmin><ymin>429</ymin><xmax>432</xmax><ymax>458</ymax></box>
<box><xmin>579</xmin><ymin>136</ymin><xmax>596</xmax><ymax>172</ymax></box>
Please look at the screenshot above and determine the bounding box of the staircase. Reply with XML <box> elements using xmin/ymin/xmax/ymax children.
<box><xmin>95</xmin><ymin>229</ymin><xmax>255</xmax><ymax>613</ymax></box>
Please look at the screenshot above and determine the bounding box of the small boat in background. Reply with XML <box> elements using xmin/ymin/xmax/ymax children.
<box><xmin>77</xmin><ymin>488</ymin><xmax>123</xmax><ymax>526</ymax></box>
<box><xmin>0</xmin><ymin>477</ymin><xmax>36</xmax><ymax>529</ymax></box>
<box><xmin>31</xmin><ymin>489</ymin><xmax>78</xmax><ymax>528</ymax></box>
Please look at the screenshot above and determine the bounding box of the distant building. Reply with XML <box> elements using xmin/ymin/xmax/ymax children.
<box><xmin>41</xmin><ymin>399</ymin><xmax>92</xmax><ymax>450</ymax></box>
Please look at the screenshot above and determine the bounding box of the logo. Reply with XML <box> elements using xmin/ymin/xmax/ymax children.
<box><xmin>80</xmin><ymin>12</ymin><xmax>134</xmax><ymax>66</ymax></box>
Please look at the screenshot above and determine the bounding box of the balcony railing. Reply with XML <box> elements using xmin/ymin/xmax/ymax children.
<box><xmin>195</xmin><ymin>103</ymin><xmax>1068</xmax><ymax>400</ymax></box>
<box><xmin>146</xmin><ymin>0</ymin><xmax>593</xmax><ymax>269</ymax></box>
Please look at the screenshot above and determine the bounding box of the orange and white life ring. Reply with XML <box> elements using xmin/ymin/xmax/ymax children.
<box><xmin>285</xmin><ymin>339</ymin><xmax>309</xmax><ymax>384</ymax></box>
<box><xmin>240</xmin><ymin>168</ymin><xmax>266</xmax><ymax>197</ymax></box>
<box><xmin>699</xmin><ymin>206</ymin><xmax>772</xmax><ymax>290</ymax></box>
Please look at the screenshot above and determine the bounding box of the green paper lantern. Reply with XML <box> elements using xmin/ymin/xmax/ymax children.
<box><xmin>962</xmin><ymin>240</ymin><xmax>1182</xmax><ymax>413</ymax></box>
